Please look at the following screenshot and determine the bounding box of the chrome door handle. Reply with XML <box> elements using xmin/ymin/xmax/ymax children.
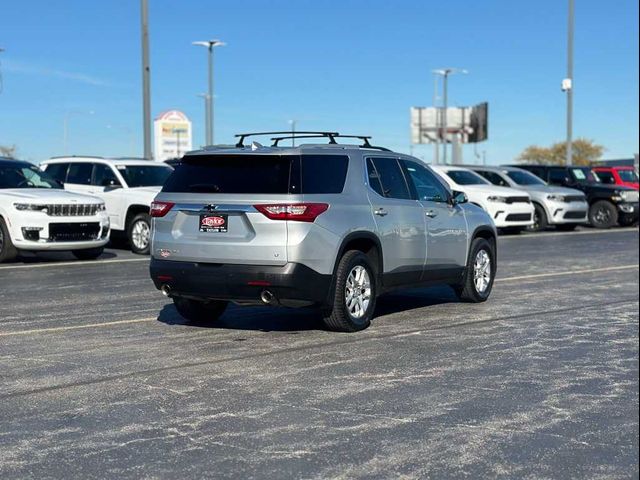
<box><xmin>425</xmin><ymin>210</ymin><xmax>438</xmax><ymax>218</ymax></box>
<box><xmin>374</xmin><ymin>208</ymin><xmax>388</xmax><ymax>217</ymax></box>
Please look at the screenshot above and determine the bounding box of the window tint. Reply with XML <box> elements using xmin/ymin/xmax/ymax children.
<box><xmin>618</xmin><ymin>169</ymin><xmax>638</xmax><ymax>182</ymax></box>
<box><xmin>368</xmin><ymin>157</ymin><xmax>411</xmax><ymax>200</ymax></box>
<box><xmin>301</xmin><ymin>155</ymin><xmax>348</xmax><ymax>194</ymax></box>
<box><xmin>402</xmin><ymin>161</ymin><xmax>449</xmax><ymax>202</ymax></box>
<box><xmin>66</xmin><ymin>163</ymin><xmax>93</xmax><ymax>185</ymax></box>
<box><xmin>93</xmin><ymin>164</ymin><xmax>121</xmax><ymax>187</ymax></box>
<box><xmin>476</xmin><ymin>170</ymin><xmax>509</xmax><ymax>187</ymax></box>
<box><xmin>596</xmin><ymin>170</ymin><xmax>615</xmax><ymax>184</ymax></box>
<box><xmin>506</xmin><ymin>170</ymin><xmax>546</xmax><ymax>186</ymax></box>
<box><xmin>366</xmin><ymin>158</ymin><xmax>384</xmax><ymax>197</ymax></box>
<box><xmin>446</xmin><ymin>169</ymin><xmax>489</xmax><ymax>186</ymax></box>
<box><xmin>162</xmin><ymin>155</ymin><xmax>293</xmax><ymax>194</ymax></box>
<box><xmin>526</xmin><ymin>166</ymin><xmax>545</xmax><ymax>179</ymax></box>
<box><xmin>116</xmin><ymin>165</ymin><xmax>172</xmax><ymax>188</ymax></box>
<box><xmin>44</xmin><ymin>163</ymin><xmax>69</xmax><ymax>183</ymax></box>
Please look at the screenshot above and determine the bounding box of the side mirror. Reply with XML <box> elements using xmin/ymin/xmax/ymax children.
<box><xmin>451</xmin><ymin>191</ymin><xmax>468</xmax><ymax>205</ymax></box>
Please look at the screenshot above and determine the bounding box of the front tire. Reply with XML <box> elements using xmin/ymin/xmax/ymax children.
<box><xmin>322</xmin><ymin>250</ymin><xmax>377</xmax><ymax>332</ymax></box>
<box><xmin>589</xmin><ymin>200</ymin><xmax>618</xmax><ymax>229</ymax></box>
<box><xmin>128</xmin><ymin>213</ymin><xmax>152</xmax><ymax>255</ymax></box>
<box><xmin>173</xmin><ymin>298</ymin><xmax>228</xmax><ymax>324</ymax></box>
<box><xmin>0</xmin><ymin>218</ymin><xmax>18</xmax><ymax>263</ymax></box>
<box><xmin>526</xmin><ymin>203</ymin><xmax>548</xmax><ymax>232</ymax></box>
<box><xmin>72</xmin><ymin>247</ymin><xmax>104</xmax><ymax>260</ymax></box>
<box><xmin>454</xmin><ymin>238</ymin><xmax>496</xmax><ymax>303</ymax></box>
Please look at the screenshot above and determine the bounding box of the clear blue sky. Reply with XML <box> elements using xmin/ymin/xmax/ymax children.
<box><xmin>0</xmin><ymin>0</ymin><xmax>638</xmax><ymax>164</ymax></box>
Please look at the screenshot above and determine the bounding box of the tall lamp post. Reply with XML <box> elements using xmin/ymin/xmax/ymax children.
<box><xmin>432</xmin><ymin>68</ymin><xmax>467</xmax><ymax>164</ymax></box>
<box><xmin>197</xmin><ymin>93</ymin><xmax>211</xmax><ymax>147</ymax></box>
<box><xmin>63</xmin><ymin>110</ymin><xmax>94</xmax><ymax>155</ymax></box>
<box><xmin>564</xmin><ymin>0</ymin><xmax>575</xmax><ymax>166</ymax></box>
<box><xmin>140</xmin><ymin>0</ymin><xmax>152</xmax><ymax>159</ymax></box>
<box><xmin>193</xmin><ymin>39</ymin><xmax>226</xmax><ymax>146</ymax></box>
<box><xmin>288</xmin><ymin>119</ymin><xmax>297</xmax><ymax>147</ymax></box>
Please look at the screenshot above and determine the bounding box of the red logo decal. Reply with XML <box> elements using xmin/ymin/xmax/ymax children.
<box><xmin>202</xmin><ymin>216</ymin><xmax>225</xmax><ymax>227</ymax></box>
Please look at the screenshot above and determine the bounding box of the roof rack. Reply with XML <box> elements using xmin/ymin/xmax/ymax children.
<box><xmin>48</xmin><ymin>155</ymin><xmax>106</xmax><ymax>160</ymax></box>
<box><xmin>235</xmin><ymin>131</ymin><xmax>391</xmax><ymax>151</ymax></box>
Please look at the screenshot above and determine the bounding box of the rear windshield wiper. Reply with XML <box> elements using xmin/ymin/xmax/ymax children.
<box><xmin>188</xmin><ymin>183</ymin><xmax>222</xmax><ymax>193</ymax></box>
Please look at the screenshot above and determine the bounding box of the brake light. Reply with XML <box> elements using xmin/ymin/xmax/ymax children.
<box><xmin>253</xmin><ymin>203</ymin><xmax>329</xmax><ymax>222</ymax></box>
<box><xmin>150</xmin><ymin>201</ymin><xmax>175</xmax><ymax>217</ymax></box>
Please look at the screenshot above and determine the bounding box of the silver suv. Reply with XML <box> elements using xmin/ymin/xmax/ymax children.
<box><xmin>149</xmin><ymin>132</ymin><xmax>498</xmax><ymax>332</ymax></box>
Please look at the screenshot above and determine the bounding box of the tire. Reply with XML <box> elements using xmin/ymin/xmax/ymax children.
<box><xmin>556</xmin><ymin>224</ymin><xmax>578</xmax><ymax>232</ymax></box>
<box><xmin>322</xmin><ymin>250</ymin><xmax>377</xmax><ymax>332</ymax></box>
<box><xmin>526</xmin><ymin>203</ymin><xmax>548</xmax><ymax>232</ymax></box>
<box><xmin>0</xmin><ymin>217</ymin><xmax>18</xmax><ymax>263</ymax></box>
<box><xmin>454</xmin><ymin>238</ymin><xmax>496</xmax><ymax>303</ymax></box>
<box><xmin>128</xmin><ymin>213</ymin><xmax>152</xmax><ymax>255</ymax></box>
<box><xmin>588</xmin><ymin>201</ymin><xmax>618</xmax><ymax>229</ymax></box>
<box><xmin>72</xmin><ymin>247</ymin><xmax>104</xmax><ymax>260</ymax></box>
<box><xmin>173</xmin><ymin>298</ymin><xmax>228</xmax><ymax>324</ymax></box>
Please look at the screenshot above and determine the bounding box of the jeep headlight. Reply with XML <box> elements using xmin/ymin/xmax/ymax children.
<box><xmin>13</xmin><ymin>203</ymin><xmax>48</xmax><ymax>213</ymax></box>
<box><xmin>546</xmin><ymin>194</ymin><xmax>566</xmax><ymax>202</ymax></box>
<box><xmin>487</xmin><ymin>195</ymin><xmax>508</xmax><ymax>203</ymax></box>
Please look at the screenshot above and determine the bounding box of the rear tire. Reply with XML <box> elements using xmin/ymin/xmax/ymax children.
<box><xmin>454</xmin><ymin>238</ymin><xmax>496</xmax><ymax>303</ymax></box>
<box><xmin>589</xmin><ymin>200</ymin><xmax>618</xmax><ymax>229</ymax></box>
<box><xmin>128</xmin><ymin>213</ymin><xmax>151</xmax><ymax>255</ymax></box>
<box><xmin>72</xmin><ymin>247</ymin><xmax>104</xmax><ymax>260</ymax></box>
<box><xmin>0</xmin><ymin>218</ymin><xmax>18</xmax><ymax>263</ymax></box>
<box><xmin>526</xmin><ymin>203</ymin><xmax>548</xmax><ymax>232</ymax></box>
<box><xmin>322</xmin><ymin>250</ymin><xmax>377</xmax><ymax>332</ymax></box>
<box><xmin>173</xmin><ymin>298</ymin><xmax>228</xmax><ymax>324</ymax></box>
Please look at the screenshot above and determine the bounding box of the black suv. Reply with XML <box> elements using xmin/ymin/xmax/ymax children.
<box><xmin>510</xmin><ymin>165</ymin><xmax>639</xmax><ymax>228</ymax></box>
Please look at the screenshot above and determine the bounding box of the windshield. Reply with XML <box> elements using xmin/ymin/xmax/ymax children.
<box><xmin>116</xmin><ymin>165</ymin><xmax>173</xmax><ymax>188</ymax></box>
<box><xmin>506</xmin><ymin>170</ymin><xmax>546</xmax><ymax>186</ymax></box>
<box><xmin>618</xmin><ymin>169</ymin><xmax>639</xmax><ymax>183</ymax></box>
<box><xmin>570</xmin><ymin>167</ymin><xmax>600</xmax><ymax>184</ymax></box>
<box><xmin>446</xmin><ymin>169</ymin><xmax>490</xmax><ymax>186</ymax></box>
<box><xmin>0</xmin><ymin>165</ymin><xmax>62</xmax><ymax>189</ymax></box>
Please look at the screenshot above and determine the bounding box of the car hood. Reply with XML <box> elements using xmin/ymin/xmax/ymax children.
<box><xmin>520</xmin><ymin>185</ymin><xmax>584</xmax><ymax>196</ymax></box>
<box><xmin>461</xmin><ymin>184</ymin><xmax>530</xmax><ymax>197</ymax></box>
<box><xmin>0</xmin><ymin>188</ymin><xmax>103</xmax><ymax>203</ymax></box>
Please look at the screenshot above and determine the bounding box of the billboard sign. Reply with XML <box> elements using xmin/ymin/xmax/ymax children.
<box><xmin>153</xmin><ymin>110</ymin><xmax>193</xmax><ymax>161</ymax></box>
<box><xmin>411</xmin><ymin>102</ymin><xmax>488</xmax><ymax>145</ymax></box>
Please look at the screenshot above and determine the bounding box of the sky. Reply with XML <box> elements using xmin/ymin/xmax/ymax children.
<box><xmin>0</xmin><ymin>0</ymin><xmax>638</xmax><ymax>165</ymax></box>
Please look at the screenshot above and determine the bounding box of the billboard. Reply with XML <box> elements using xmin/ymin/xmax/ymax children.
<box><xmin>411</xmin><ymin>102</ymin><xmax>488</xmax><ymax>145</ymax></box>
<box><xmin>153</xmin><ymin>110</ymin><xmax>193</xmax><ymax>161</ymax></box>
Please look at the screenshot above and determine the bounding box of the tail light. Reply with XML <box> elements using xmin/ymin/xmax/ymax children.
<box><xmin>150</xmin><ymin>201</ymin><xmax>175</xmax><ymax>217</ymax></box>
<box><xmin>253</xmin><ymin>203</ymin><xmax>329</xmax><ymax>222</ymax></box>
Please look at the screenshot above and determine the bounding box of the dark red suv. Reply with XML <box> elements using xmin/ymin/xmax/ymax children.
<box><xmin>593</xmin><ymin>166</ymin><xmax>639</xmax><ymax>190</ymax></box>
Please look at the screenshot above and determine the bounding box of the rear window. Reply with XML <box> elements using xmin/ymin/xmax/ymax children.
<box><xmin>162</xmin><ymin>154</ymin><xmax>349</xmax><ymax>194</ymax></box>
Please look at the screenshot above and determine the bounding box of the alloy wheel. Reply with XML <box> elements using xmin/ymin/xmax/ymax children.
<box><xmin>131</xmin><ymin>220</ymin><xmax>150</xmax><ymax>250</ymax></box>
<box><xmin>473</xmin><ymin>249</ymin><xmax>492</xmax><ymax>294</ymax></box>
<box><xmin>345</xmin><ymin>265</ymin><xmax>372</xmax><ymax>320</ymax></box>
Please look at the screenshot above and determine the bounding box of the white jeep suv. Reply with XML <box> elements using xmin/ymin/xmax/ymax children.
<box><xmin>41</xmin><ymin>157</ymin><xmax>173</xmax><ymax>254</ymax></box>
<box><xmin>431</xmin><ymin>165</ymin><xmax>535</xmax><ymax>233</ymax></box>
<box><xmin>0</xmin><ymin>157</ymin><xmax>109</xmax><ymax>262</ymax></box>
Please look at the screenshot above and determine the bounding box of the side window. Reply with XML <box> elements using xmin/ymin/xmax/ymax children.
<box><xmin>366</xmin><ymin>158</ymin><xmax>384</xmax><ymax>197</ymax></box>
<box><xmin>44</xmin><ymin>163</ymin><xmax>69</xmax><ymax>183</ymax></box>
<box><xmin>597</xmin><ymin>171</ymin><xmax>615</xmax><ymax>184</ymax></box>
<box><xmin>66</xmin><ymin>163</ymin><xmax>93</xmax><ymax>185</ymax></box>
<box><xmin>401</xmin><ymin>160</ymin><xmax>450</xmax><ymax>203</ymax></box>
<box><xmin>301</xmin><ymin>155</ymin><xmax>348</xmax><ymax>194</ymax></box>
<box><xmin>93</xmin><ymin>164</ymin><xmax>121</xmax><ymax>187</ymax></box>
<box><xmin>548</xmin><ymin>168</ymin><xmax>568</xmax><ymax>185</ymax></box>
<box><xmin>477</xmin><ymin>170</ymin><xmax>509</xmax><ymax>187</ymax></box>
<box><xmin>368</xmin><ymin>157</ymin><xmax>411</xmax><ymax>200</ymax></box>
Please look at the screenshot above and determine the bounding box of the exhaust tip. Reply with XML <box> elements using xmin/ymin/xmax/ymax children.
<box><xmin>260</xmin><ymin>290</ymin><xmax>275</xmax><ymax>305</ymax></box>
<box><xmin>160</xmin><ymin>284</ymin><xmax>172</xmax><ymax>297</ymax></box>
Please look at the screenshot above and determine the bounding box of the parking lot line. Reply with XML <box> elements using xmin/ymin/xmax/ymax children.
<box><xmin>505</xmin><ymin>227</ymin><xmax>638</xmax><ymax>239</ymax></box>
<box><xmin>0</xmin><ymin>317</ymin><xmax>156</xmax><ymax>337</ymax></box>
<box><xmin>0</xmin><ymin>257</ymin><xmax>149</xmax><ymax>271</ymax></box>
<box><xmin>496</xmin><ymin>264</ymin><xmax>638</xmax><ymax>283</ymax></box>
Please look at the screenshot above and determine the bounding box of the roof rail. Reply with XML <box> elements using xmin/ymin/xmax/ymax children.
<box><xmin>268</xmin><ymin>133</ymin><xmax>391</xmax><ymax>152</ymax></box>
<box><xmin>48</xmin><ymin>155</ymin><xmax>106</xmax><ymax>160</ymax></box>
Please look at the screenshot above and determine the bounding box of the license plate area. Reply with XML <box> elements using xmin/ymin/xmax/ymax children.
<box><xmin>199</xmin><ymin>213</ymin><xmax>228</xmax><ymax>233</ymax></box>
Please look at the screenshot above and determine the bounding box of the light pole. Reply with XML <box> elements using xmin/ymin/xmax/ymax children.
<box><xmin>63</xmin><ymin>110</ymin><xmax>94</xmax><ymax>155</ymax></box>
<box><xmin>193</xmin><ymin>39</ymin><xmax>226</xmax><ymax>145</ymax></box>
<box><xmin>288</xmin><ymin>120</ymin><xmax>297</xmax><ymax>147</ymax></box>
<box><xmin>432</xmin><ymin>68</ymin><xmax>467</xmax><ymax>164</ymax></box>
<box><xmin>564</xmin><ymin>0</ymin><xmax>575</xmax><ymax>166</ymax></box>
<box><xmin>432</xmin><ymin>73</ymin><xmax>440</xmax><ymax>165</ymax></box>
<box><xmin>140</xmin><ymin>0</ymin><xmax>152</xmax><ymax>159</ymax></box>
<box><xmin>197</xmin><ymin>93</ymin><xmax>211</xmax><ymax>147</ymax></box>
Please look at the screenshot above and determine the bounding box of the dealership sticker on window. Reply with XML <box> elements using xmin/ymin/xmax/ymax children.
<box><xmin>199</xmin><ymin>214</ymin><xmax>228</xmax><ymax>233</ymax></box>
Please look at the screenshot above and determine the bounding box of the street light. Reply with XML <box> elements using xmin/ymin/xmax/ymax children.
<box><xmin>193</xmin><ymin>39</ymin><xmax>226</xmax><ymax>145</ymax></box>
<box><xmin>197</xmin><ymin>93</ymin><xmax>211</xmax><ymax>147</ymax></box>
<box><xmin>63</xmin><ymin>110</ymin><xmax>94</xmax><ymax>155</ymax></box>
<box><xmin>432</xmin><ymin>68</ymin><xmax>468</xmax><ymax>164</ymax></box>
<box><xmin>288</xmin><ymin>119</ymin><xmax>297</xmax><ymax>147</ymax></box>
<box><xmin>564</xmin><ymin>0</ymin><xmax>575</xmax><ymax>166</ymax></box>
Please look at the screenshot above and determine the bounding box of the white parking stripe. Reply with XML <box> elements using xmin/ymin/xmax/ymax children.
<box><xmin>0</xmin><ymin>257</ymin><xmax>149</xmax><ymax>271</ymax></box>
<box><xmin>502</xmin><ymin>227</ymin><xmax>638</xmax><ymax>240</ymax></box>
<box><xmin>497</xmin><ymin>264</ymin><xmax>638</xmax><ymax>283</ymax></box>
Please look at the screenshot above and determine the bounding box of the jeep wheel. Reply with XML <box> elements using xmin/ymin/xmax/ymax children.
<box><xmin>128</xmin><ymin>213</ymin><xmax>152</xmax><ymax>255</ymax></box>
<box><xmin>0</xmin><ymin>218</ymin><xmax>18</xmax><ymax>263</ymax></box>
<box><xmin>173</xmin><ymin>298</ymin><xmax>228</xmax><ymax>324</ymax></box>
<box><xmin>72</xmin><ymin>247</ymin><xmax>104</xmax><ymax>260</ymax></box>
<box><xmin>322</xmin><ymin>250</ymin><xmax>377</xmax><ymax>332</ymax></box>
<box><xmin>589</xmin><ymin>201</ymin><xmax>618</xmax><ymax>229</ymax></box>
<box><xmin>454</xmin><ymin>238</ymin><xmax>495</xmax><ymax>303</ymax></box>
<box><xmin>526</xmin><ymin>203</ymin><xmax>548</xmax><ymax>232</ymax></box>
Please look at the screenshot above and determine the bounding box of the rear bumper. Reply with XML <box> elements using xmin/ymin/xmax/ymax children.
<box><xmin>150</xmin><ymin>258</ymin><xmax>332</xmax><ymax>308</ymax></box>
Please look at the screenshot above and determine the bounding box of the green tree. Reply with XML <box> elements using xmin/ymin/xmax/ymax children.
<box><xmin>516</xmin><ymin>138</ymin><xmax>604</xmax><ymax>166</ymax></box>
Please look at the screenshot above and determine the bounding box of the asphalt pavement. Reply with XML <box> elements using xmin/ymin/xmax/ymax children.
<box><xmin>0</xmin><ymin>228</ymin><xmax>638</xmax><ymax>479</ymax></box>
